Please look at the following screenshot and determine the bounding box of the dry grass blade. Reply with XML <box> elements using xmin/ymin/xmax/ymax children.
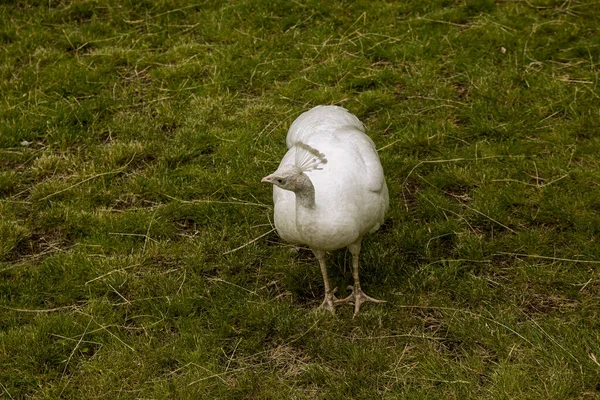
<box><xmin>462</xmin><ymin>204</ymin><xmax>516</xmax><ymax>233</ymax></box>
<box><xmin>222</xmin><ymin>228</ymin><xmax>276</xmax><ymax>255</ymax></box>
<box><xmin>495</xmin><ymin>252</ymin><xmax>600</xmax><ymax>264</ymax></box>
<box><xmin>36</xmin><ymin>154</ymin><xmax>136</xmax><ymax>201</ymax></box>
<box><xmin>0</xmin><ymin>382</ymin><xmax>14</xmax><ymax>400</ymax></box>
<box><xmin>396</xmin><ymin>305</ymin><xmax>534</xmax><ymax>346</ymax></box>
<box><xmin>85</xmin><ymin>264</ymin><xmax>140</xmax><ymax>285</ymax></box>
<box><xmin>187</xmin><ymin>363</ymin><xmax>269</xmax><ymax>386</ymax></box>
<box><xmin>61</xmin><ymin>318</ymin><xmax>93</xmax><ymax>377</ymax></box>
<box><xmin>164</xmin><ymin>194</ymin><xmax>271</xmax><ymax>208</ymax></box>
<box><xmin>0</xmin><ymin>305</ymin><xmax>81</xmax><ymax>313</ymax></box>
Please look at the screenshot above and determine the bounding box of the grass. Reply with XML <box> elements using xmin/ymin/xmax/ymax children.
<box><xmin>1</xmin><ymin>0</ymin><xmax>600</xmax><ymax>398</ymax></box>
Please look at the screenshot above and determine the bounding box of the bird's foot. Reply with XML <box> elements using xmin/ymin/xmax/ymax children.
<box><xmin>319</xmin><ymin>288</ymin><xmax>339</xmax><ymax>314</ymax></box>
<box><xmin>340</xmin><ymin>285</ymin><xmax>385</xmax><ymax>316</ymax></box>
<box><xmin>333</xmin><ymin>290</ymin><xmax>354</xmax><ymax>306</ymax></box>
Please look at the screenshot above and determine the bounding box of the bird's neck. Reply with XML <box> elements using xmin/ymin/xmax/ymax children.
<box><xmin>294</xmin><ymin>173</ymin><xmax>316</xmax><ymax>210</ymax></box>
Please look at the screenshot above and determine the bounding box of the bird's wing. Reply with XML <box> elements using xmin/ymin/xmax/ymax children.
<box><xmin>352</xmin><ymin>133</ymin><xmax>386</xmax><ymax>194</ymax></box>
<box><xmin>326</xmin><ymin>128</ymin><xmax>386</xmax><ymax>194</ymax></box>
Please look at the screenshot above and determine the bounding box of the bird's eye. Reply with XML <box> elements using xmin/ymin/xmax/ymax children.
<box><xmin>277</xmin><ymin>179</ymin><xmax>284</xmax><ymax>184</ymax></box>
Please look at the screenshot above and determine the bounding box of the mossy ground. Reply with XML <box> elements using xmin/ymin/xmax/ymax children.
<box><xmin>1</xmin><ymin>0</ymin><xmax>600</xmax><ymax>398</ymax></box>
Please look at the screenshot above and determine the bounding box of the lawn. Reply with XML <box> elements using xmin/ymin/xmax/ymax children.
<box><xmin>1</xmin><ymin>0</ymin><xmax>600</xmax><ymax>398</ymax></box>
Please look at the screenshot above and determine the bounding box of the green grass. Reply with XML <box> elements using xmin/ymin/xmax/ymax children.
<box><xmin>1</xmin><ymin>0</ymin><xmax>600</xmax><ymax>398</ymax></box>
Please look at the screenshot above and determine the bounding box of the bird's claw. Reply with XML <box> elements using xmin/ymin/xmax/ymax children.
<box><xmin>320</xmin><ymin>286</ymin><xmax>384</xmax><ymax>316</ymax></box>
<box><xmin>333</xmin><ymin>285</ymin><xmax>355</xmax><ymax>306</ymax></box>
<box><xmin>336</xmin><ymin>285</ymin><xmax>385</xmax><ymax>316</ymax></box>
<box><xmin>319</xmin><ymin>287</ymin><xmax>339</xmax><ymax>314</ymax></box>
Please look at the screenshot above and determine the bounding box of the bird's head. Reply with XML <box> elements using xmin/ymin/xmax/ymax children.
<box><xmin>261</xmin><ymin>164</ymin><xmax>305</xmax><ymax>192</ymax></box>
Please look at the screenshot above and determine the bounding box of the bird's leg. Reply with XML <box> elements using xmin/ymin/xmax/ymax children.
<box><xmin>313</xmin><ymin>249</ymin><xmax>337</xmax><ymax>314</ymax></box>
<box><xmin>346</xmin><ymin>241</ymin><xmax>385</xmax><ymax>316</ymax></box>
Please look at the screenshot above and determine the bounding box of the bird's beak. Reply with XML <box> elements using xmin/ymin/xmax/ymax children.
<box><xmin>261</xmin><ymin>175</ymin><xmax>272</xmax><ymax>183</ymax></box>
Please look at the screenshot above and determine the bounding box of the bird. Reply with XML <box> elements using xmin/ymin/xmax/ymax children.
<box><xmin>261</xmin><ymin>105</ymin><xmax>389</xmax><ymax>316</ymax></box>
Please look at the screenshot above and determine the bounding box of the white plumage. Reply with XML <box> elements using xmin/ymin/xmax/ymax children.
<box><xmin>262</xmin><ymin>105</ymin><xmax>389</xmax><ymax>315</ymax></box>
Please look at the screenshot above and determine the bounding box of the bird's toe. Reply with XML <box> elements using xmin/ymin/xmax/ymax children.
<box><xmin>319</xmin><ymin>291</ymin><xmax>338</xmax><ymax>314</ymax></box>
<box><xmin>352</xmin><ymin>288</ymin><xmax>385</xmax><ymax>317</ymax></box>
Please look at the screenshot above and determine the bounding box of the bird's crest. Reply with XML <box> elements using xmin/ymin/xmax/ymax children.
<box><xmin>294</xmin><ymin>142</ymin><xmax>327</xmax><ymax>172</ymax></box>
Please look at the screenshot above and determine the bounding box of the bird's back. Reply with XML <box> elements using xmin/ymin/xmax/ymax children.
<box><xmin>286</xmin><ymin>105</ymin><xmax>365</xmax><ymax>148</ymax></box>
<box><xmin>273</xmin><ymin>106</ymin><xmax>389</xmax><ymax>251</ymax></box>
